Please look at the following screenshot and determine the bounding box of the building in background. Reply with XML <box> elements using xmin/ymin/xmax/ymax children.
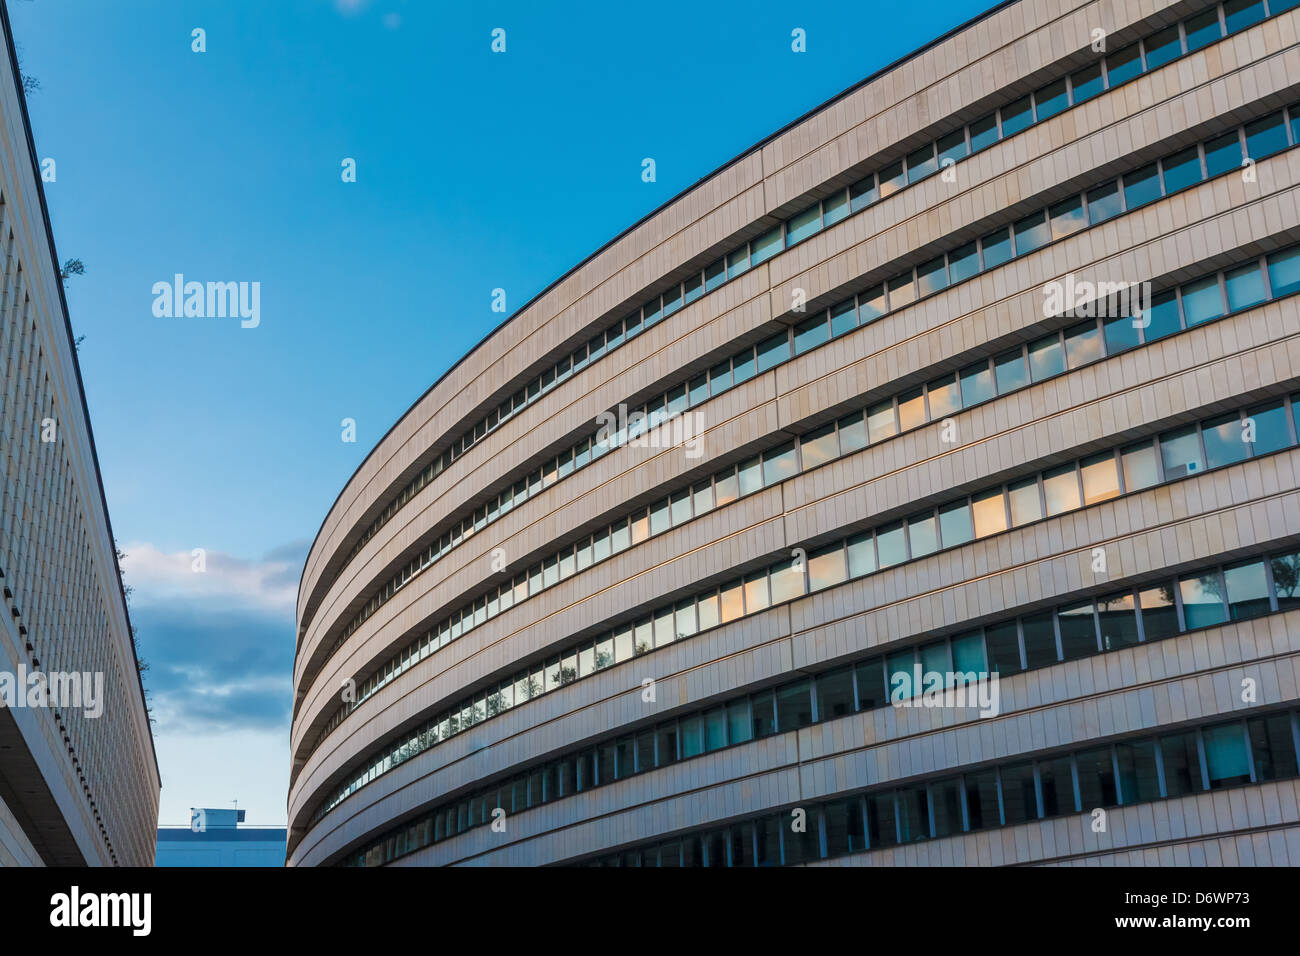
<box><xmin>0</xmin><ymin>1</ymin><xmax>160</xmax><ymax>866</ymax></box>
<box><xmin>289</xmin><ymin>0</ymin><xmax>1300</xmax><ymax>866</ymax></box>
<box><xmin>156</xmin><ymin>809</ymin><xmax>286</xmax><ymax>867</ymax></box>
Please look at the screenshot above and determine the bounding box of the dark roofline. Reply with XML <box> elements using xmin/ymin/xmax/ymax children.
<box><xmin>0</xmin><ymin>0</ymin><xmax>160</xmax><ymax>778</ymax></box>
<box><xmin>294</xmin><ymin>0</ymin><xmax>1023</xmax><ymax>610</ymax></box>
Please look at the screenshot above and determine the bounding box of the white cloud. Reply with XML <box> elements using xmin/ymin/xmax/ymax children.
<box><xmin>119</xmin><ymin>542</ymin><xmax>302</xmax><ymax>615</ymax></box>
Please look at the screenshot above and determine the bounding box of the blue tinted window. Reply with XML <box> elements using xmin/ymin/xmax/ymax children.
<box><xmin>1161</xmin><ymin>146</ymin><xmax>1203</xmax><ymax>193</ymax></box>
<box><xmin>1087</xmin><ymin>180</ymin><xmax>1123</xmax><ymax>223</ymax></box>
<box><xmin>1143</xmin><ymin>26</ymin><xmax>1182</xmax><ymax>69</ymax></box>
<box><xmin>1106</xmin><ymin>44</ymin><xmax>1143</xmax><ymax>85</ymax></box>
<box><xmin>1034</xmin><ymin>79</ymin><xmax>1069</xmax><ymax>120</ymax></box>
<box><xmin>1205</xmin><ymin>131</ymin><xmax>1243</xmax><ymax>177</ymax></box>
<box><xmin>1245</xmin><ymin>113</ymin><xmax>1288</xmax><ymax>160</ymax></box>
<box><xmin>1123</xmin><ymin>163</ymin><xmax>1162</xmax><ymax>209</ymax></box>
<box><xmin>1268</xmin><ymin>247</ymin><xmax>1300</xmax><ymax>297</ymax></box>
<box><xmin>907</xmin><ymin>143</ymin><xmax>937</xmax><ymax>183</ymax></box>
<box><xmin>1184</xmin><ymin>9</ymin><xmax>1222</xmax><ymax>52</ymax></box>
<box><xmin>1071</xmin><ymin>63</ymin><xmax>1104</xmax><ymax>103</ymax></box>
<box><xmin>1013</xmin><ymin>211</ymin><xmax>1050</xmax><ymax>255</ymax></box>
<box><xmin>1223</xmin><ymin>0</ymin><xmax>1266</xmax><ymax>34</ymax></box>
<box><xmin>1000</xmin><ymin>96</ymin><xmax>1033</xmax><ymax>136</ymax></box>
<box><xmin>1224</xmin><ymin>262</ymin><xmax>1267</xmax><ymax>311</ymax></box>
<box><xmin>968</xmin><ymin>113</ymin><xmax>999</xmax><ymax>152</ymax></box>
<box><xmin>1181</xmin><ymin>275</ymin><xmax>1224</xmax><ymax>326</ymax></box>
<box><xmin>1142</xmin><ymin>289</ymin><xmax>1181</xmax><ymax>340</ymax></box>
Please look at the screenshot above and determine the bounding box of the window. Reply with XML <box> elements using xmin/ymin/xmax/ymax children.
<box><xmin>775</xmin><ymin>680</ymin><xmax>812</xmax><ymax>732</ymax></box>
<box><xmin>907</xmin><ymin>143</ymin><xmax>937</xmax><ymax>183</ymax></box>
<box><xmin>1268</xmin><ymin>247</ymin><xmax>1300</xmax><ymax>297</ymax></box>
<box><xmin>908</xmin><ymin>511</ymin><xmax>939</xmax><ymax>558</ymax></box>
<box><xmin>984</xmin><ymin>622</ymin><xmax>1023</xmax><ymax>677</ymax></box>
<box><xmin>1028</xmin><ymin>333</ymin><xmax>1065</xmax><ymax>381</ymax></box>
<box><xmin>733</xmin><ymin>349</ymin><xmax>756</xmax><ymax>385</ymax></box>
<box><xmin>1007</xmin><ymin>477</ymin><xmax>1042</xmax><ymax>527</ymax></box>
<box><xmin>823</xmin><ymin>191</ymin><xmax>849</xmax><ymax>227</ymax></box>
<box><xmin>1072</xmin><ymin>62</ymin><xmax>1104</xmax><ymax>103</ymax></box>
<box><xmin>1120</xmin><ymin>440</ymin><xmax>1160</xmax><ymax>492</ymax></box>
<box><xmin>887</xmin><ymin>272</ymin><xmax>915</xmax><ymax>309</ymax></box>
<box><xmin>1012</xmin><ymin>210</ymin><xmax>1050</xmax><ymax>255</ymax></box>
<box><xmin>761</xmin><ymin>443</ymin><xmax>798</xmax><ymax>484</ymax></box>
<box><xmin>875</xmin><ymin>522</ymin><xmax>907</xmax><ymax>568</ymax></box>
<box><xmin>948</xmin><ymin>241</ymin><xmax>979</xmax><ymax>283</ymax></box>
<box><xmin>1183</xmin><ymin>9</ymin><xmax>1222</xmax><ymax>52</ymax></box>
<box><xmin>1000</xmin><ymin>96</ymin><xmax>1033</xmax><ymax>136</ymax></box>
<box><xmin>727</xmin><ymin>247</ymin><xmax>749</xmax><ymax>279</ymax></box>
<box><xmin>824</xmin><ymin>800</ymin><xmax>866</xmax><ymax>856</ymax></box>
<box><xmin>1087</xmin><ymin>179</ymin><xmax>1123</xmax><ymax>224</ymax></box>
<box><xmin>849</xmin><ymin>176</ymin><xmax>878</xmax><ymax>213</ymax></box>
<box><xmin>838</xmin><ymin>411</ymin><xmax>866</xmax><ymax>453</ymax></box>
<box><xmin>1179</xmin><ymin>571</ymin><xmax>1228</xmax><ymax>629</ymax></box>
<box><xmin>1105</xmin><ymin>44</ymin><xmax>1143</xmax><ymax>86</ymax></box>
<box><xmin>816</xmin><ymin>667</ymin><xmax>855</xmax><ymax>721</ymax></box>
<box><xmin>959</xmin><ymin>360</ymin><xmax>995</xmax><ymax>407</ymax></box>
<box><xmin>1063</xmin><ymin>320</ymin><xmax>1102</xmax><ymax>368</ymax></box>
<box><xmin>926</xmin><ymin>373</ymin><xmax>962</xmax><ymax>418</ymax></box>
<box><xmin>756</xmin><ymin>332</ymin><xmax>787</xmax><ymax>373</ymax></box>
<box><xmin>938</xmin><ymin>500</ymin><xmax>974</xmax><ymax>547</ymax></box>
<box><xmin>1022</xmin><ymin>612</ymin><xmax>1058</xmax><ymax>668</ymax></box>
<box><xmin>1204</xmin><ymin>131</ymin><xmax>1243</xmax><ymax>177</ymax></box>
<box><xmin>964</xmin><ymin>770</ymin><xmax>1000</xmax><ymax>829</ymax></box>
<box><xmin>1203</xmin><ymin>723</ymin><xmax>1251</xmax><ymax>789</ymax></box>
<box><xmin>878</xmin><ymin>161</ymin><xmax>906</xmax><ymax>198</ymax></box>
<box><xmin>865</xmin><ymin>794</ymin><xmax>898</xmax><ymax>849</ymax></box>
<box><xmin>936</xmin><ymin>129</ymin><xmax>966</xmax><ymax>167</ymax></box>
<box><xmin>1049</xmin><ymin>195</ymin><xmax>1085</xmax><ymax>239</ymax></box>
<box><xmin>1160</xmin><ymin>731</ymin><xmax>1204</xmax><ymax>797</ymax></box>
<box><xmin>1075</xmin><ymin>748</ymin><xmax>1117</xmax><ymax>809</ymax></box>
<box><xmin>786</xmin><ymin>204</ymin><xmax>821</xmax><ymax>245</ymax></box>
<box><xmin>916</xmin><ymin>256</ymin><xmax>948</xmax><ymax>296</ymax></box>
<box><xmin>1034</xmin><ymin>78</ymin><xmax>1069</xmax><ymax>120</ymax></box>
<box><xmin>999</xmin><ymin>762</ymin><xmax>1037</xmax><ymax>825</ymax></box>
<box><xmin>1244</xmin><ymin>112</ymin><xmax>1288</xmax><ymax>160</ymax></box>
<box><xmin>1080</xmin><ymin>451</ymin><xmax>1120</xmax><ymax>505</ymax></box>
<box><xmin>1103</xmin><ymin>313</ymin><xmax>1141</xmax><ymax>354</ymax></box>
<box><xmin>1181</xmin><ymin>275</ymin><xmax>1224</xmax><ymax>326</ymax></box>
<box><xmin>1116</xmin><ymin>739</ymin><xmax>1162</xmax><ymax>803</ymax></box>
<box><xmin>867</xmin><ymin>400</ymin><xmax>897</xmax><ymax>442</ymax></box>
<box><xmin>829</xmin><ymin>299</ymin><xmax>857</xmax><ymax>337</ymax></box>
<box><xmin>898</xmin><ymin>387</ymin><xmax>926</xmax><ymax>431</ymax></box>
<box><xmin>1058</xmin><ymin>601</ymin><xmax>1099</xmax><ymax>660</ymax></box>
<box><xmin>743</xmin><ymin>571</ymin><xmax>769</xmax><ymax>614</ymax></box>
<box><xmin>800</xmin><ymin>423</ymin><xmax>838</xmax><ymax>468</ymax></box>
<box><xmin>1042</xmin><ymin>463</ymin><xmax>1081</xmax><ymax>516</ymax></box>
<box><xmin>1159</xmin><ymin>425</ymin><xmax>1204</xmax><ymax>479</ymax></box>
<box><xmin>1271</xmin><ymin>550</ymin><xmax>1300</xmax><ymax>611</ymax></box>
<box><xmin>1202</xmin><ymin>412</ymin><xmax>1249</xmax><ymax>469</ymax></box>
<box><xmin>969</xmin><ymin>113</ymin><xmax>999</xmax><ymax>152</ymax></box>
<box><xmin>1039</xmin><ymin>756</ymin><xmax>1076</xmax><ymax>817</ymax></box>
<box><xmin>980</xmin><ymin>227</ymin><xmax>1013</xmax><ymax>269</ymax></box>
<box><xmin>1249</xmin><ymin>713</ymin><xmax>1300</xmax><ymax>782</ymax></box>
<box><xmin>1143</xmin><ymin>25</ymin><xmax>1182</xmax><ymax>69</ymax></box>
<box><xmin>1161</xmin><ymin>146</ymin><xmax>1203</xmax><ymax>193</ymax></box>
<box><xmin>770</xmin><ymin>557</ymin><xmax>804</xmax><ymax>604</ymax></box>
<box><xmin>808</xmin><ymin>543</ymin><xmax>847</xmax><ymax>591</ymax></box>
<box><xmin>846</xmin><ymin>532</ymin><xmax>877</xmax><ymax>577</ymax></box>
<box><xmin>1097</xmin><ymin>591</ymin><xmax>1140</xmax><ymax>650</ymax></box>
<box><xmin>971</xmin><ymin>489</ymin><xmax>1007</xmax><ymax>538</ymax></box>
<box><xmin>1224</xmin><ymin>560</ymin><xmax>1271</xmax><ymax>621</ymax></box>
<box><xmin>1224</xmin><ymin>262</ymin><xmax>1267</xmax><ymax>311</ymax></box>
<box><xmin>856</xmin><ymin>658</ymin><xmax>886</xmax><ymax>709</ymax></box>
<box><xmin>1123</xmin><ymin>163</ymin><xmax>1162</xmax><ymax>209</ymax></box>
<box><xmin>1245</xmin><ymin>401</ymin><xmax>1293</xmax><ymax>456</ymax></box>
<box><xmin>750</xmin><ymin>225</ymin><xmax>782</xmax><ymax>264</ymax></box>
<box><xmin>859</xmin><ymin>284</ymin><xmax>887</xmax><ymax>324</ymax></box>
<box><xmin>1143</xmin><ymin>289</ymin><xmax>1182</xmax><ymax>341</ymax></box>
<box><xmin>1223</xmin><ymin>0</ymin><xmax>1266</xmax><ymax>34</ymax></box>
<box><xmin>1137</xmin><ymin>584</ymin><xmax>1179</xmax><ymax>641</ymax></box>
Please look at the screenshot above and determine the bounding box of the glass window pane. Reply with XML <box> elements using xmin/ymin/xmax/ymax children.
<box><xmin>1064</xmin><ymin>320</ymin><xmax>1102</xmax><ymax>368</ymax></box>
<box><xmin>876</xmin><ymin>522</ymin><xmax>907</xmax><ymax>568</ymax></box>
<box><xmin>964</xmin><ymin>769</ymin><xmax>1000</xmax><ymax>830</ymax></box>
<box><xmin>1267</xmin><ymin>247</ymin><xmax>1300</xmax><ymax>297</ymax></box>
<box><xmin>775</xmin><ymin>680</ymin><xmax>812</xmax><ymax>732</ymax></box>
<box><xmin>1021</xmin><ymin>611</ymin><xmax>1058</xmax><ymax>668</ymax></box>
<box><xmin>849</xmin><ymin>176</ymin><xmax>878</xmax><ymax>213</ymax></box>
<box><xmin>1245</xmin><ymin>113</ymin><xmax>1288</xmax><ymax>162</ymax></box>
<box><xmin>1043</xmin><ymin>463</ymin><xmax>1082</xmax><ymax>515</ymax></box>
<box><xmin>980</xmin><ymin>228</ymin><xmax>1013</xmax><ymax>269</ymax></box>
<box><xmin>1116</xmin><ymin>740</ymin><xmax>1162</xmax><ymax>804</ymax></box>
<box><xmin>1161</xmin><ymin>731</ymin><xmax>1205</xmax><ymax>797</ymax></box>
<box><xmin>824</xmin><ymin>799</ymin><xmax>867</xmax><ymax>856</ymax></box>
<box><xmin>878</xmin><ymin>161</ymin><xmax>905</xmax><ymax>198</ymax></box>
<box><xmin>1039</xmin><ymin>755</ymin><xmax>1076</xmax><ymax>817</ymax></box>
<box><xmin>1049</xmin><ymin>195</ymin><xmax>1085</xmax><ymax>239</ymax></box>
<box><xmin>948</xmin><ymin>240</ymin><xmax>979</xmax><ymax>283</ymax></box>
<box><xmin>800</xmin><ymin>423</ymin><xmax>838</xmax><ymax>469</ymax></box>
<box><xmin>737</xmin><ymin>455</ymin><xmax>762</xmax><ymax>495</ymax></box>
<box><xmin>1184</xmin><ymin>9</ymin><xmax>1222</xmax><ymax>52</ymax></box>
<box><xmin>1076</xmin><ymin>748</ymin><xmax>1118</xmax><ymax>810</ymax></box>
<box><xmin>916</xmin><ymin>256</ymin><xmax>948</xmax><ymax>296</ymax></box>
<box><xmin>867</xmin><ymin>400</ymin><xmax>898</xmax><ymax>443</ymax></box>
<box><xmin>908</xmin><ymin>511</ymin><xmax>939</xmax><ymax>558</ymax></box>
<box><xmin>1203</xmin><ymin>723</ymin><xmax>1251</xmax><ymax>789</ymax></box>
<box><xmin>887</xmin><ymin>272</ymin><xmax>915</xmax><ymax>309</ymax></box>
<box><xmin>1071</xmin><ymin>62</ymin><xmax>1104</xmax><ymax>103</ymax></box>
<box><xmin>865</xmin><ymin>793</ymin><xmax>898</xmax><ymax>848</ymax></box>
<box><xmin>926</xmin><ymin>374</ymin><xmax>962</xmax><ymax>418</ymax></box>
<box><xmin>1080</xmin><ymin>451</ymin><xmax>1120</xmax><ymax>504</ymax></box>
<box><xmin>1035</xmin><ymin>79</ymin><xmax>1069</xmax><ymax>120</ymax></box>
<box><xmin>1143</xmin><ymin>26</ymin><xmax>1182</xmax><ymax>70</ymax></box>
<box><xmin>770</xmin><ymin>556</ymin><xmax>805</xmax><ymax>604</ymax></box>
<box><xmin>936</xmin><ymin>129</ymin><xmax>967</xmax><ymax>166</ymax></box>
<box><xmin>1224</xmin><ymin>560</ymin><xmax>1271</xmax><ymax>621</ymax></box>
<box><xmin>859</xmin><ymin>284</ymin><xmax>886</xmax><ymax>324</ymax></box>
<box><xmin>727</xmin><ymin>248</ymin><xmax>749</xmax><ymax>279</ymax></box>
<box><xmin>1271</xmin><ymin>550</ymin><xmax>1300</xmax><ymax>611</ymax></box>
<box><xmin>1224</xmin><ymin>262</ymin><xmax>1267</xmax><ymax>312</ymax></box>
<box><xmin>1161</xmin><ymin>145</ymin><xmax>1203</xmax><ymax>194</ymax></box>
<box><xmin>969</xmin><ymin>113</ymin><xmax>999</xmax><ymax>152</ymax></box>
<box><xmin>1105</xmin><ymin>44</ymin><xmax>1143</xmax><ymax>86</ymax></box>
<box><xmin>808</xmin><ymin>543</ymin><xmax>847</xmax><ymax>591</ymax></box>
<box><xmin>1103</xmin><ymin>313</ymin><xmax>1141</xmax><ymax>354</ymax></box>
<box><xmin>1181</xmin><ymin>275</ymin><xmax>1224</xmax><ymax>326</ymax></box>
<box><xmin>1245</xmin><ymin>401</ymin><xmax>1293</xmax><ymax>456</ymax></box>
<box><xmin>1123</xmin><ymin>163</ymin><xmax>1162</xmax><ymax>209</ymax></box>
<box><xmin>761</xmin><ymin>442</ymin><xmax>798</xmax><ymax>485</ymax></box>
<box><xmin>816</xmin><ymin>667</ymin><xmax>855</xmax><ymax>722</ymax></box>
<box><xmin>829</xmin><ymin>299</ymin><xmax>856</xmax><ymax>337</ymax></box>
<box><xmin>786</xmin><ymin>204</ymin><xmax>822</xmax><ymax>245</ymax></box>
<box><xmin>743</xmin><ymin>571</ymin><xmax>769</xmax><ymax>614</ymax></box>
<box><xmin>984</xmin><ymin>622</ymin><xmax>1023</xmax><ymax>677</ymax></box>
<box><xmin>1000</xmin><ymin>96</ymin><xmax>1033</xmax><ymax>136</ymax></box>
<box><xmin>847</xmin><ymin>532</ymin><xmax>877</xmax><ymax>577</ymax></box>
<box><xmin>1028</xmin><ymin>333</ymin><xmax>1065</xmax><ymax>381</ymax></box>
<box><xmin>1180</xmin><ymin>571</ymin><xmax>1228</xmax><ymax>629</ymax></box>
<box><xmin>1013</xmin><ymin>210</ymin><xmax>1050</xmax><ymax>256</ymax></box>
<box><xmin>1160</xmin><ymin>425</ymin><xmax>1205</xmax><ymax>479</ymax></box>
<box><xmin>971</xmin><ymin>489</ymin><xmax>1007</xmax><ymax>538</ymax></box>
<box><xmin>897</xmin><ymin>786</ymin><xmax>930</xmax><ymax>842</ymax></box>
<box><xmin>959</xmin><ymin>360</ymin><xmax>996</xmax><ymax>406</ymax></box>
<box><xmin>1249</xmin><ymin>713</ymin><xmax>1300</xmax><ymax>782</ymax></box>
<box><xmin>756</xmin><ymin>333</ymin><xmax>787</xmax><ymax>373</ymax></box>
<box><xmin>951</xmin><ymin>631</ymin><xmax>986</xmax><ymax>674</ymax></box>
<box><xmin>1142</xmin><ymin>288</ymin><xmax>1181</xmax><ymax>341</ymax></box>
<box><xmin>1223</xmin><ymin>0</ymin><xmax>1266</xmax><ymax>34</ymax></box>
<box><xmin>823</xmin><ymin>191</ymin><xmax>849</xmax><ymax>227</ymax></box>
<box><xmin>898</xmin><ymin>387</ymin><xmax>926</xmax><ymax>431</ymax></box>
<box><xmin>1087</xmin><ymin>180</ymin><xmax>1123</xmax><ymax>223</ymax></box>
<box><xmin>1204</xmin><ymin>131</ymin><xmax>1243</xmax><ymax>178</ymax></box>
<box><xmin>1098</xmin><ymin>590</ymin><xmax>1140</xmax><ymax>650</ymax></box>
<box><xmin>1138</xmin><ymin>584</ymin><xmax>1180</xmax><ymax>641</ymax></box>
<box><xmin>838</xmin><ymin>412</ymin><xmax>866</xmax><ymax>453</ymax></box>
<box><xmin>750</xmin><ymin>225</ymin><xmax>782</xmax><ymax>264</ymax></box>
<box><xmin>856</xmin><ymin>658</ymin><xmax>887</xmax><ymax>710</ymax></box>
<box><xmin>999</xmin><ymin>762</ymin><xmax>1037</xmax><ymax>825</ymax></box>
<box><xmin>907</xmin><ymin>143</ymin><xmax>938</xmax><ymax>183</ymax></box>
<box><xmin>794</xmin><ymin>313</ymin><xmax>829</xmax><ymax>354</ymax></box>
<box><xmin>1059</xmin><ymin>601</ymin><xmax>1099</xmax><ymax>661</ymax></box>
<box><xmin>938</xmin><ymin>500</ymin><xmax>974</xmax><ymax>548</ymax></box>
<box><xmin>1203</xmin><ymin>412</ymin><xmax>1249</xmax><ymax>469</ymax></box>
<box><xmin>1007</xmin><ymin>477</ymin><xmax>1042</xmax><ymax>527</ymax></box>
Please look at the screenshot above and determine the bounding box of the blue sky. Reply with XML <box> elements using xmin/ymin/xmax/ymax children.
<box><xmin>11</xmin><ymin>0</ymin><xmax>995</xmax><ymax>827</ymax></box>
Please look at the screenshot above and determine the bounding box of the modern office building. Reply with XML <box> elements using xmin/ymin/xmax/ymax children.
<box><xmin>289</xmin><ymin>0</ymin><xmax>1300</xmax><ymax>866</ymax></box>
<box><xmin>156</xmin><ymin>809</ymin><xmax>287</xmax><ymax>867</ymax></box>
<box><xmin>0</xmin><ymin>4</ymin><xmax>161</xmax><ymax>865</ymax></box>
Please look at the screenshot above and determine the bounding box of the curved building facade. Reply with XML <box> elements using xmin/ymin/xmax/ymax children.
<box><xmin>289</xmin><ymin>0</ymin><xmax>1300</xmax><ymax>867</ymax></box>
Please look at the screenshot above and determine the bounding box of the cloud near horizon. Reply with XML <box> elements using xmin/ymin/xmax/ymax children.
<box><xmin>120</xmin><ymin>541</ymin><xmax>307</xmax><ymax>735</ymax></box>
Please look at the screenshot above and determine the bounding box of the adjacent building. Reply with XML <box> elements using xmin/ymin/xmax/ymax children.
<box><xmin>0</xmin><ymin>2</ymin><xmax>161</xmax><ymax>865</ymax></box>
<box><xmin>156</xmin><ymin>809</ymin><xmax>286</xmax><ymax>867</ymax></box>
<box><xmin>288</xmin><ymin>0</ymin><xmax>1300</xmax><ymax>866</ymax></box>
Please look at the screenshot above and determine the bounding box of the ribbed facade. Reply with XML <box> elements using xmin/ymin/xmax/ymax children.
<box><xmin>289</xmin><ymin>0</ymin><xmax>1300</xmax><ymax>867</ymax></box>
<box><xmin>0</xmin><ymin>5</ymin><xmax>161</xmax><ymax>866</ymax></box>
